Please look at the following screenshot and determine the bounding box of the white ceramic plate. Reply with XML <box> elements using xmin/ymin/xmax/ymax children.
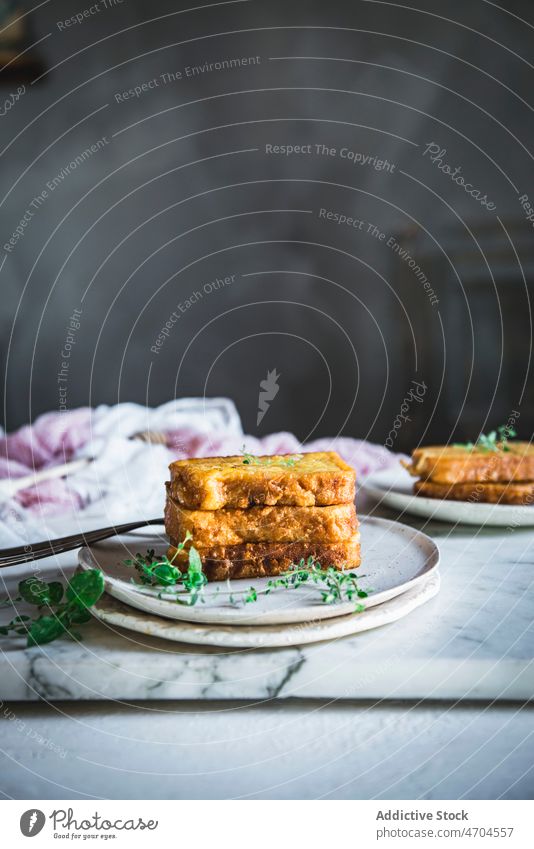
<box><xmin>361</xmin><ymin>466</ymin><xmax>534</xmax><ymax>527</ymax></box>
<box><xmin>78</xmin><ymin>515</ymin><xmax>439</xmax><ymax>626</ymax></box>
<box><xmin>90</xmin><ymin>571</ymin><xmax>440</xmax><ymax>648</ymax></box>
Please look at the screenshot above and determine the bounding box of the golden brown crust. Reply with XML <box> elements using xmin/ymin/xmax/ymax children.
<box><xmin>165</xmin><ymin>498</ymin><xmax>358</xmax><ymax>546</ymax></box>
<box><xmin>404</xmin><ymin>442</ymin><xmax>534</xmax><ymax>484</ymax></box>
<box><xmin>167</xmin><ymin>536</ymin><xmax>361</xmax><ymax>581</ymax></box>
<box><xmin>168</xmin><ymin>451</ymin><xmax>356</xmax><ymax>509</ymax></box>
<box><xmin>414</xmin><ymin>479</ymin><xmax>534</xmax><ymax>505</ymax></box>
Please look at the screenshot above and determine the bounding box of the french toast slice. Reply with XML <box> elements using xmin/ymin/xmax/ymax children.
<box><xmin>168</xmin><ymin>451</ymin><xmax>356</xmax><ymax>509</ymax></box>
<box><xmin>414</xmin><ymin>479</ymin><xmax>534</xmax><ymax>505</ymax></box>
<box><xmin>167</xmin><ymin>534</ymin><xmax>361</xmax><ymax>581</ymax></box>
<box><xmin>164</xmin><ymin>498</ymin><xmax>358</xmax><ymax>546</ymax></box>
<box><xmin>404</xmin><ymin>442</ymin><xmax>534</xmax><ymax>484</ymax></box>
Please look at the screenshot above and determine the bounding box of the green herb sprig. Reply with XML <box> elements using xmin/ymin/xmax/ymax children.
<box><xmin>124</xmin><ymin>533</ymin><xmax>207</xmax><ymax>606</ymax></box>
<box><xmin>241</xmin><ymin>446</ymin><xmax>303</xmax><ymax>468</ymax></box>
<box><xmin>127</xmin><ymin>544</ymin><xmax>369</xmax><ymax>612</ymax></box>
<box><xmin>0</xmin><ymin>570</ymin><xmax>104</xmax><ymax>646</ymax></box>
<box><xmin>454</xmin><ymin>424</ymin><xmax>517</xmax><ymax>453</ymax></box>
<box><xmin>263</xmin><ymin>556</ymin><xmax>369</xmax><ymax>611</ymax></box>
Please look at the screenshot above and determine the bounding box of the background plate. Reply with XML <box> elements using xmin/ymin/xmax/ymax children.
<box><xmin>361</xmin><ymin>467</ymin><xmax>534</xmax><ymax>527</ymax></box>
<box><xmin>79</xmin><ymin>515</ymin><xmax>439</xmax><ymax>626</ymax></box>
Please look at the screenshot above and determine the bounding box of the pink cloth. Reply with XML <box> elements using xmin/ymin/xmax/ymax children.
<box><xmin>0</xmin><ymin>408</ymin><xmax>399</xmax><ymax>516</ymax></box>
<box><xmin>0</xmin><ymin>407</ymin><xmax>92</xmax><ymax>472</ymax></box>
<box><xmin>0</xmin><ymin>408</ymin><xmax>92</xmax><ymax>512</ymax></box>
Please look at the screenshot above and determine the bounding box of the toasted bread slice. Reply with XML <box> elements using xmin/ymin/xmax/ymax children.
<box><xmin>404</xmin><ymin>442</ymin><xmax>534</xmax><ymax>484</ymax></box>
<box><xmin>165</xmin><ymin>498</ymin><xmax>358</xmax><ymax>546</ymax></box>
<box><xmin>415</xmin><ymin>479</ymin><xmax>534</xmax><ymax>505</ymax></box>
<box><xmin>168</xmin><ymin>535</ymin><xmax>361</xmax><ymax>581</ymax></box>
<box><xmin>168</xmin><ymin>451</ymin><xmax>356</xmax><ymax>509</ymax></box>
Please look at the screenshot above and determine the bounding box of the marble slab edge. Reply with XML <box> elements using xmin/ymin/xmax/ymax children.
<box><xmin>0</xmin><ymin>643</ymin><xmax>531</xmax><ymax>703</ymax></box>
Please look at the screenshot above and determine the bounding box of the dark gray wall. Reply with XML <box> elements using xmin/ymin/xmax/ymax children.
<box><xmin>2</xmin><ymin>0</ymin><xmax>533</xmax><ymax>447</ymax></box>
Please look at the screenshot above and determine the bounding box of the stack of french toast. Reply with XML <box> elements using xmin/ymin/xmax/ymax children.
<box><xmin>164</xmin><ymin>451</ymin><xmax>360</xmax><ymax>580</ymax></box>
<box><xmin>404</xmin><ymin>442</ymin><xmax>534</xmax><ymax>504</ymax></box>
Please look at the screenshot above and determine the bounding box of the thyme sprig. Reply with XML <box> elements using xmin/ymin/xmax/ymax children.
<box><xmin>264</xmin><ymin>556</ymin><xmax>369</xmax><ymax>611</ymax></box>
<box><xmin>125</xmin><ymin>547</ymin><xmax>369</xmax><ymax>613</ymax></box>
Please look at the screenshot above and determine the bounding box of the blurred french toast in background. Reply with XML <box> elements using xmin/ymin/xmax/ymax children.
<box><xmin>403</xmin><ymin>427</ymin><xmax>534</xmax><ymax>505</ymax></box>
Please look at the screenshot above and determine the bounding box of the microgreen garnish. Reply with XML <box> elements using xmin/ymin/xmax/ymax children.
<box><xmin>241</xmin><ymin>446</ymin><xmax>304</xmax><ymax>467</ymax></box>
<box><xmin>282</xmin><ymin>455</ymin><xmax>303</xmax><ymax>467</ymax></box>
<box><xmin>453</xmin><ymin>424</ymin><xmax>517</xmax><ymax>453</ymax></box>
<box><xmin>0</xmin><ymin>570</ymin><xmax>105</xmax><ymax>646</ymax></box>
<box><xmin>241</xmin><ymin>449</ymin><xmax>258</xmax><ymax>465</ymax></box>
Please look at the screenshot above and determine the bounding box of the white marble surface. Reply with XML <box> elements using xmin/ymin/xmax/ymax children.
<box><xmin>1</xmin><ymin>503</ymin><xmax>533</xmax><ymax>702</ymax></box>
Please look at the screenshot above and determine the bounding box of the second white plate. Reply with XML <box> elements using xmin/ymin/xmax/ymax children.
<box><xmin>90</xmin><ymin>572</ymin><xmax>440</xmax><ymax>648</ymax></box>
<box><xmin>78</xmin><ymin>515</ymin><xmax>439</xmax><ymax>626</ymax></box>
<box><xmin>361</xmin><ymin>466</ymin><xmax>534</xmax><ymax>527</ymax></box>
